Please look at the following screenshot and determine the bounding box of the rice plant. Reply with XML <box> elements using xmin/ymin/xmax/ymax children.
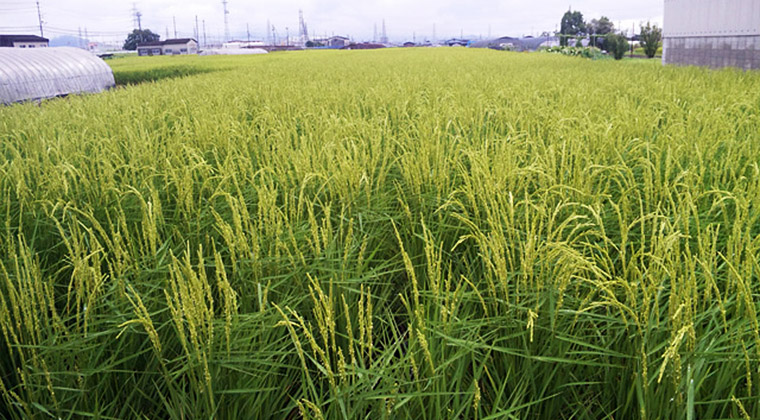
<box><xmin>1</xmin><ymin>48</ymin><xmax>759</xmax><ymax>419</ymax></box>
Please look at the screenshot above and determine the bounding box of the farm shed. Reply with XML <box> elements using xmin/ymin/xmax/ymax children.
<box><xmin>663</xmin><ymin>0</ymin><xmax>760</xmax><ymax>69</ymax></box>
<box><xmin>0</xmin><ymin>47</ymin><xmax>115</xmax><ymax>105</ymax></box>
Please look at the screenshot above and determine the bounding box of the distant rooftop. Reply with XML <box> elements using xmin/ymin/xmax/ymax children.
<box><xmin>137</xmin><ymin>38</ymin><xmax>197</xmax><ymax>48</ymax></box>
<box><xmin>0</xmin><ymin>34</ymin><xmax>49</xmax><ymax>47</ymax></box>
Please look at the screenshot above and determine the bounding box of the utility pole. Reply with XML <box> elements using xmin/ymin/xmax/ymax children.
<box><xmin>203</xmin><ymin>20</ymin><xmax>207</xmax><ymax>47</ymax></box>
<box><xmin>84</xmin><ymin>27</ymin><xmax>89</xmax><ymax>49</ymax></box>
<box><xmin>222</xmin><ymin>0</ymin><xmax>230</xmax><ymax>43</ymax></box>
<box><xmin>266</xmin><ymin>19</ymin><xmax>271</xmax><ymax>44</ymax></box>
<box><xmin>432</xmin><ymin>23</ymin><xmax>436</xmax><ymax>44</ymax></box>
<box><xmin>173</xmin><ymin>16</ymin><xmax>177</xmax><ymax>38</ymax></box>
<box><xmin>137</xmin><ymin>11</ymin><xmax>142</xmax><ymax>31</ymax></box>
<box><xmin>166</xmin><ymin>27</ymin><xmax>170</xmax><ymax>40</ymax></box>
<box><xmin>247</xmin><ymin>23</ymin><xmax>250</xmax><ymax>42</ymax></box>
<box><xmin>285</xmin><ymin>27</ymin><xmax>289</xmax><ymax>46</ymax></box>
<box><xmin>195</xmin><ymin>16</ymin><xmax>200</xmax><ymax>41</ymax></box>
<box><xmin>78</xmin><ymin>27</ymin><xmax>83</xmax><ymax>48</ymax></box>
<box><xmin>631</xmin><ymin>22</ymin><xmax>635</xmax><ymax>58</ymax></box>
<box><xmin>35</xmin><ymin>1</ymin><xmax>44</xmax><ymax>37</ymax></box>
<box><xmin>373</xmin><ymin>23</ymin><xmax>377</xmax><ymax>43</ymax></box>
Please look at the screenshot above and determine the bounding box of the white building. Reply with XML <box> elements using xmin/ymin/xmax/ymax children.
<box><xmin>137</xmin><ymin>39</ymin><xmax>198</xmax><ymax>56</ymax></box>
<box><xmin>663</xmin><ymin>0</ymin><xmax>760</xmax><ymax>69</ymax></box>
<box><xmin>0</xmin><ymin>34</ymin><xmax>49</xmax><ymax>48</ymax></box>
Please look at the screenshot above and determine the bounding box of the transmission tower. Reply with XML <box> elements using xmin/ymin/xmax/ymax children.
<box><xmin>222</xmin><ymin>0</ymin><xmax>230</xmax><ymax>42</ymax></box>
<box><xmin>132</xmin><ymin>3</ymin><xmax>143</xmax><ymax>30</ymax></box>
<box><xmin>380</xmin><ymin>19</ymin><xmax>388</xmax><ymax>44</ymax></box>
<box><xmin>298</xmin><ymin>10</ymin><xmax>309</xmax><ymax>46</ymax></box>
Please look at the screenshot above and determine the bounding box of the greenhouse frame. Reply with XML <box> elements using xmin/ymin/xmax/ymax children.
<box><xmin>0</xmin><ymin>47</ymin><xmax>115</xmax><ymax>105</ymax></box>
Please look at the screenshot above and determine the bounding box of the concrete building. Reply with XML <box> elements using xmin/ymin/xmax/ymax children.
<box><xmin>137</xmin><ymin>38</ymin><xmax>198</xmax><ymax>56</ymax></box>
<box><xmin>663</xmin><ymin>0</ymin><xmax>760</xmax><ymax>70</ymax></box>
<box><xmin>0</xmin><ymin>34</ymin><xmax>49</xmax><ymax>48</ymax></box>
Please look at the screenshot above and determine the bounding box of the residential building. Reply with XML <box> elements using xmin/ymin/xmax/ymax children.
<box><xmin>0</xmin><ymin>34</ymin><xmax>49</xmax><ymax>48</ymax></box>
<box><xmin>137</xmin><ymin>38</ymin><xmax>198</xmax><ymax>56</ymax></box>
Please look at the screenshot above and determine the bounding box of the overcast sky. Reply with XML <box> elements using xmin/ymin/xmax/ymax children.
<box><xmin>0</xmin><ymin>0</ymin><xmax>663</xmax><ymax>44</ymax></box>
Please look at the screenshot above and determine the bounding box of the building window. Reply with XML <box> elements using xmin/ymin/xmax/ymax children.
<box><xmin>29</xmin><ymin>45</ymin><xmax>35</xmax><ymax>48</ymax></box>
<box><xmin>180</xmin><ymin>48</ymin><xmax>188</xmax><ymax>53</ymax></box>
<box><xmin>165</xmin><ymin>49</ymin><xmax>172</xmax><ymax>53</ymax></box>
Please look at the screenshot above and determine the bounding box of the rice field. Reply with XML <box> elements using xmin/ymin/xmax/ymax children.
<box><xmin>1</xmin><ymin>48</ymin><xmax>759</xmax><ymax>419</ymax></box>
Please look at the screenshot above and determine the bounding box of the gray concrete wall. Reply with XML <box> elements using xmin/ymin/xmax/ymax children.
<box><xmin>663</xmin><ymin>36</ymin><xmax>760</xmax><ymax>70</ymax></box>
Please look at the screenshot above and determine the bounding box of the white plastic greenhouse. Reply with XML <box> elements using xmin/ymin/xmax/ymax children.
<box><xmin>0</xmin><ymin>47</ymin><xmax>115</xmax><ymax>105</ymax></box>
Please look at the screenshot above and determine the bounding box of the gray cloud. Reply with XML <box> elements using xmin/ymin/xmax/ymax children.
<box><xmin>0</xmin><ymin>0</ymin><xmax>663</xmax><ymax>43</ymax></box>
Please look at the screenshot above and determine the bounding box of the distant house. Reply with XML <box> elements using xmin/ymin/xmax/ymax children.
<box><xmin>403</xmin><ymin>42</ymin><xmax>416</xmax><ymax>47</ymax></box>
<box><xmin>342</xmin><ymin>43</ymin><xmax>386</xmax><ymax>50</ymax></box>
<box><xmin>137</xmin><ymin>38</ymin><xmax>198</xmax><ymax>56</ymax></box>
<box><xmin>137</xmin><ymin>42</ymin><xmax>164</xmax><ymax>56</ymax></box>
<box><xmin>327</xmin><ymin>36</ymin><xmax>350</xmax><ymax>48</ymax></box>
<box><xmin>445</xmin><ymin>38</ymin><xmax>469</xmax><ymax>47</ymax></box>
<box><xmin>0</xmin><ymin>34</ymin><xmax>49</xmax><ymax>48</ymax></box>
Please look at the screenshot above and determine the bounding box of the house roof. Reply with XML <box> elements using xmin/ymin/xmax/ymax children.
<box><xmin>163</xmin><ymin>38</ymin><xmax>196</xmax><ymax>45</ymax></box>
<box><xmin>137</xmin><ymin>42</ymin><xmax>164</xmax><ymax>48</ymax></box>
<box><xmin>137</xmin><ymin>38</ymin><xmax>197</xmax><ymax>48</ymax></box>
<box><xmin>0</xmin><ymin>34</ymin><xmax>49</xmax><ymax>47</ymax></box>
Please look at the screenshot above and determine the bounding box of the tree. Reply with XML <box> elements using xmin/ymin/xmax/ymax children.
<box><xmin>123</xmin><ymin>29</ymin><xmax>160</xmax><ymax>51</ymax></box>
<box><xmin>560</xmin><ymin>10</ymin><xmax>586</xmax><ymax>46</ymax></box>
<box><xmin>605</xmin><ymin>32</ymin><xmax>629</xmax><ymax>60</ymax></box>
<box><xmin>588</xmin><ymin>17</ymin><xmax>614</xmax><ymax>35</ymax></box>
<box><xmin>588</xmin><ymin>16</ymin><xmax>614</xmax><ymax>48</ymax></box>
<box><xmin>639</xmin><ymin>22</ymin><xmax>662</xmax><ymax>58</ymax></box>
